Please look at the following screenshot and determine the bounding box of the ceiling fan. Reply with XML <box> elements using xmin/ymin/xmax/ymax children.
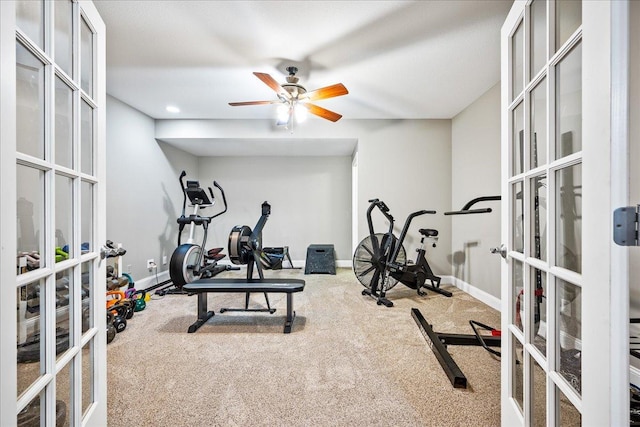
<box><xmin>229</xmin><ymin>66</ymin><xmax>349</xmax><ymax>125</ymax></box>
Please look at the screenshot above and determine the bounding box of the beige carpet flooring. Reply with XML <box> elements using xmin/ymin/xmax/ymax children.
<box><xmin>107</xmin><ymin>268</ymin><xmax>501</xmax><ymax>426</ymax></box>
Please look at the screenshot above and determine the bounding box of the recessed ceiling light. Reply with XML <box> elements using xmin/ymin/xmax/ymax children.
<box><xmin>166</xmin><ymin>105</ymin><xmax>180</xmax><ymax>113</ymax></box>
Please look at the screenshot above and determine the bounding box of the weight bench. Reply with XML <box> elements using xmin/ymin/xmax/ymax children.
<box><xmin>182</xmin><ymin>278</ymin><xmax>305</xmax><ymax>333</ymax></box>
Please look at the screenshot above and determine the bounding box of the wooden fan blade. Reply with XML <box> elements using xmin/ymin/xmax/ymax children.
<box><xmin>303</xmin><ymin>83</ymin><xmax>348</xmax><ymax>101</ymax></box>
<box><xmin>229</xmin><ymin>100</ymin><xmax>280</xmax><ymax>106</ymax></box>
<box><xmin>253</xmin><ymin>72</ymin><xmax>291</xmax><ymax>99</ymax></box>
<box><xmin>302</xmin><ymin>103</ymin><xmax>343</xmax><ymax>122</ymax></box>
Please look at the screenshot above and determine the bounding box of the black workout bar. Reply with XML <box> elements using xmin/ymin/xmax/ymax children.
<box><xmin>411</xmin><ymin>308</ymin><xmax>467</xmax><ymax>389</ymax></box>
<box><xmin>444</xmin><ymin>196</ymin><xmax>501</xmax><ymax>216</ymax></box>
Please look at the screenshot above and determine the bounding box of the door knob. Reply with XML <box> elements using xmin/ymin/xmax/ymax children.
<box><xmin>490</xmin><ymin>244</ymin><xmax>507</xmax><ymax>259</ymax></box>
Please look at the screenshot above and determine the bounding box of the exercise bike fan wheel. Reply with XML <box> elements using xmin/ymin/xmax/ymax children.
<box><xmin>169</xmin><ymin>243</ymin><xmax>203</xmax><ymax>289</ymax></box>
<box><xmin>353</xmin><ymin>233</ymin><xmax>406</xmax><ymax>292</ymax></box>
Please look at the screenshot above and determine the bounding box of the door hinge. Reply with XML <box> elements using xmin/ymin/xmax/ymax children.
<box><xmin>613</xmin><ymin>205</ymin><xmax>639</xmax><ymax>246</ymax></box>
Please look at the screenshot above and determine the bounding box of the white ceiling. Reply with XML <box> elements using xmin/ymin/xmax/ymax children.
<box><xmin>94</xmin><ymin>0</ymin><xmax>513</xmax><ymax>155</ymax></box>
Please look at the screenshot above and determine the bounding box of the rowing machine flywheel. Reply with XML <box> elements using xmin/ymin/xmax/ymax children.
<box><xmin>228</xmin><ymin>225</ymin><xmax>252</xmax><ymax>265</ymax></box>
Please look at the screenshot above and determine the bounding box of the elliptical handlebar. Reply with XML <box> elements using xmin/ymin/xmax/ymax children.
<box><xmin>179</xmin><ymin>170</ymin><xmax>188</xmax><ymax>216</ymax></box>
<box><xmin>208</xmin><ymin>181</ymin><xmax>228</xmax><ymax>220</ymax></box>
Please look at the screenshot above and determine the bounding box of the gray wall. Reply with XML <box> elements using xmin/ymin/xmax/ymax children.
<box><xmin>106</xmin><ymin>96</ymin><xmax>198</xmax><ymax>280</ymax></box>
<box><xmin>354</xmin><ymin>120</ymin><xmax>452</xmax><ymax>275</ymax></box>
<box><xmin>198</xmin><ymin>156</ymin><xmax>352</xmax><ymax>261</ymax></box>
<box><xmin>108</xmin><ymin>98</ymin><xmax>503</xmax><ymax>297</ymax></box>
<box><xmin>451</xmin><ymin>83</ymin><xmax>501</xmax><ymax>298</ymax></box>
<box><xmin>157</xmin><ymin>118</ymin><xmax>454</xmax><ymax>275</ymax></box>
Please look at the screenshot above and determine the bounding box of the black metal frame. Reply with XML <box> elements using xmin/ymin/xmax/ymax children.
<box><xmin>359</xmin><ymin>198</ymin><xmax>452</xmax><ymax>307</ymax></box>
<box><xmin>409</xmin><ymin>196</ymin><xmax>504</xmax><ymax>388</ymax></box>
<box><xmin>411</xmin><ymin>308</ymin><xmax>501</xmax><ymax>389</ymax></box>
<box><xmin>183</xmin><ymin>279</ymin><xmax>305</xmax><ymax>333</ymax></box>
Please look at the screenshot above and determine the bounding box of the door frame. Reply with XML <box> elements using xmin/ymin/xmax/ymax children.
<box><xmin>0</xmin><ymin>1</ymin><xmax>107</xmax><ymax>425</ymax></box>
<box><xmin>500</xmin><ymin>1</ymin><xmax>629</xmax><ymax>425</ymax></box>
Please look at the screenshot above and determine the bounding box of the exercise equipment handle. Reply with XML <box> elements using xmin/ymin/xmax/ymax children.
<box><xmin>444</xmin><ymin>196</ymin><xmax>501</xmax><ymax>215</ymax></box>
<box><xmin>391</xmin><ymin>209</ymin><xmax>437</xmax><ymax>263</ymax></box>
<box><xmin>366</xmin><ymin>199</ymin><xmax>394</xmax><ymax>235</ymax></box>
<box><xmin>209</xmin><ymin>181</ymin><xmax>228</xmax><ymax>220</ymax></box>
<box><xmin>179</xmin><ymin>170</ymin><xmax>188</xmax><ymax>216</ymax></box>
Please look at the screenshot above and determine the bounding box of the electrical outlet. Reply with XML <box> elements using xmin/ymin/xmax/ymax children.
<box><xmin>147</xmin><ymin>259</ymin><xmax>155</xmax><ymax>269</ymax></box>
<box><xmin>127</xmin><ymin>264</ymin><xmax>132</xmax><ymax>273</ymax></box>
<box><xmin>162</xmin><ymin>255</ymin><xmax>167</xmax><ymax>265</ymax></box>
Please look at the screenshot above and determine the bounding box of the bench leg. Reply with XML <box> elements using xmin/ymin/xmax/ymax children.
<box><xmin>188</xmin><ymin>293</ymin><xmax>215</xmax><ymax>333</ymax></box>
<box><xmin>283</xmin><ymin>293</ymin><xmax>296</xmax><ymax>334</ymax></box>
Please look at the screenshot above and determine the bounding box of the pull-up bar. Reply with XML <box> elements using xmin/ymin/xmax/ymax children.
<box><xmin>444</xmin><ymin>196</ymin><xmax>501</xmax><ymax>216</ymax></box>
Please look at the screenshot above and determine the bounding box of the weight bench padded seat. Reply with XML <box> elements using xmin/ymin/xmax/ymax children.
<box><xmin>183</xmin><ymin>278</ymin><xmax>305</xmax><ymax>334</ymax></box>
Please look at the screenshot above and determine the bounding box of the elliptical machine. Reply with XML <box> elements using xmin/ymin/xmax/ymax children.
<box><xmin>169</xmin><ymin>171</ymin><xmax>237</xmax><ymax>290</ymax></box>
<box><xmin>353</xmin><ymin>198</ymin><xmax>452</xmax><ymax>307</ymax></box>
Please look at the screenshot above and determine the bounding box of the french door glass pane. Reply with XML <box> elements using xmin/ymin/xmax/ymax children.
<box><xmin>17</xmin><ymin>165</ymin><xmax>44</xmax><ymax>272</ymax></box>
<box><xmin>56</xmin><ymin>175</ymin><xmax>73</xmax><ymax>259</ymax></box>
<box><xmin>532</xmin><ymin>268</ymin><xmax>547</xmax><ymax>357</ymax></box>
<box><xmin>512</xmin><ymin>21</ymin><xmax>524</xmax><ymax>101</ymax></box>
<box><xmin>555</xmin><ymin>0</ymin><xmax>581</xmax><ymax>52</ymax></box>
<box><xmin>80</xmin><ymin>18</ymin><xmax>93</xmax><ymax>96</ymax></box>
<box><xmin>81</xmin><ymin>101</ymin><xmax>93</xmax><ymax>175</ymax></box>
<box><xmin>81</xmin><ymin>340</ymin><xmax>94</xmax><ymax>417</ymax></box>
<box><xmin>555</xmin><ymin>164</ymin><xmax>582</xmax><ymax>273</ymax></box>
<box><xmin>81</xmin><ymin>181</ymin><xmax>93</xmax><ymax>249</ymax></box>
<box><xmin>512</xmin><ymin>181</ymin><xmax>524</xmax><ymax>253</ymax></box>
<box><xmin>555</xmin><ymin>42</ymin><xmax>582</xmax><ymax>159</ymax></box>
<box><xmin>531</xmin><ymin>355</ymin><xmax>547</xmax><ymax>427</ymax></box>
<box><xmin>531</xmin><ymin>175</ymin><xmax>547</xmax><ymax>261</ymax></box>
<box><xmin>513</xmin><ymin>259</ymin><xmax>524</xmax><ymax>331</ymax></box>
<box><xmin>16</xmin><ymin>0</ymin><xmax>44</xmax><ymax>49</ymax></box>
<box><xmin>16</xmin><ymin>42</ymin><xmax>45</xmax><ymax>160</ymax></box>
<box><xmin>557</xmin><ymin>278</ymin><xmax>582</xmax><ymax>395</ymax></box>
<box><xmin>512</xmin><ymin>335</ymin><xmax>525</xmax><ymax>414</ymax></box>
<box><xmin>558</xmin><ymin>386</ymin><xmax>581</xmax><ymax>426</ymax></box>
<box><xmin>81</xmin><ymin>261</ymin><xmax>93</xmax><ymax>334</ymax></box>
<box><xmin>54</xmin><ymin>0</ymin><xmax>73</xmax><ymax>77</ymax></box>
<box><xmin>17</xmin><ymin>392</ymin><xmax>44</xmax><ymax>426</ymax></box>
<box><xmin>55</xmin><ymin>269</ymin><xmax>72</xmax><ymax>362</ymax></box>
<box><xmin>530</xmin><ymin>78</ymin><xmax>547</xmax><ymax>169</ymax></box>
<box><xmin>55</xmin><ymin>76</ymin><xmax>73</xmax><ymax>169</ymax></box>
<box><xmin>56</xmin><ymin>359</ymin><xmax>72</xmax><ymax>427</ymax></box>
<box><xmin>513</xmin><ymin>102</ymin><xmax>524</xmax><ymax>176</ymax></box>
<box><xmin>530</xmin><ymin>0</ymin><xmax>546</xmax><ymax>79</ymax></box>
<box><xmin>17</xmin><ymin>279</ymin><xmax>45</xmax><ymax>397</ymax></box>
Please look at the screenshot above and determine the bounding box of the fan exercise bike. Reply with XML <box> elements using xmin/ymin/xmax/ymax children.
<box><xmin>169</xmin><ymin>171</ymin><xmax>237</xmax><ymax>290</ymax></box>
<box><xmin>353</xmin><ymin>198</ymin><xmax>452</xmax><ymax>307</ymax></box>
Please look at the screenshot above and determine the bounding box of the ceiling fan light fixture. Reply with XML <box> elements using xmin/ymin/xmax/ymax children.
<box><xmin>295</xmin><ymin>103</ymin><xmax>308</xmax><ymax>123</ymax></box>
<box><xmin>229</xmin><ymin>67</ymin><xmax>348</xmax><ymax>127</ymax></box>
<box><xmin>277</xmin><ymin>103</ymin><xmax>291</xmax><ymax>123</ymax></box>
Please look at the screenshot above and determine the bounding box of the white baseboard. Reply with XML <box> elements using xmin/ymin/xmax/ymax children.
<box><xmin>443</xmin><ymin>275</ymin><xmax>501</xmax><ymax>311</ymax></box>
<box><xmin>135</xmin><ymin>269</ymin><xmax>170</xmax><ymax>290</ymax></box>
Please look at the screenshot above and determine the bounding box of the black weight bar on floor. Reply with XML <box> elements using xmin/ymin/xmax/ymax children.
<box><xmin>411</xmin><ymin>308</ymin><xmax>501</xmax><ymax>389</ymax></box>
<box><xmin>412</xmin><ymin>308</ymin><xmax>468</xmax><ymax>389</ymax></box>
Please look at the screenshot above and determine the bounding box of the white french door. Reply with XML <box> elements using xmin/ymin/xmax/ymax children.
<box><xmin>501</xmin><ymin>1</ymin><xmax>627</xmax><ymax>425</ymax></box>
<box><xmin>0</xmin><ymin>1</ymin><xmax>106</xmax><ymax>426</ymax></box>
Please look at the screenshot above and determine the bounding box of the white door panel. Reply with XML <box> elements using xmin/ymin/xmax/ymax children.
<box><xmin>1</xmin><ymin>1</ymin><xmax>106</xmax><ymax>425</ymax></box>
<box><xmin>502</xmin><ymin>1</ymin><xmax>630</xmax><ymax>425</ymax></box>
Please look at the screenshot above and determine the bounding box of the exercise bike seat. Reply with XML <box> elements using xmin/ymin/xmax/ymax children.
<box><xmin>419</xmin><ymin>228</ymin><xmax>438</xmax><ymax>237</ymax></box>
